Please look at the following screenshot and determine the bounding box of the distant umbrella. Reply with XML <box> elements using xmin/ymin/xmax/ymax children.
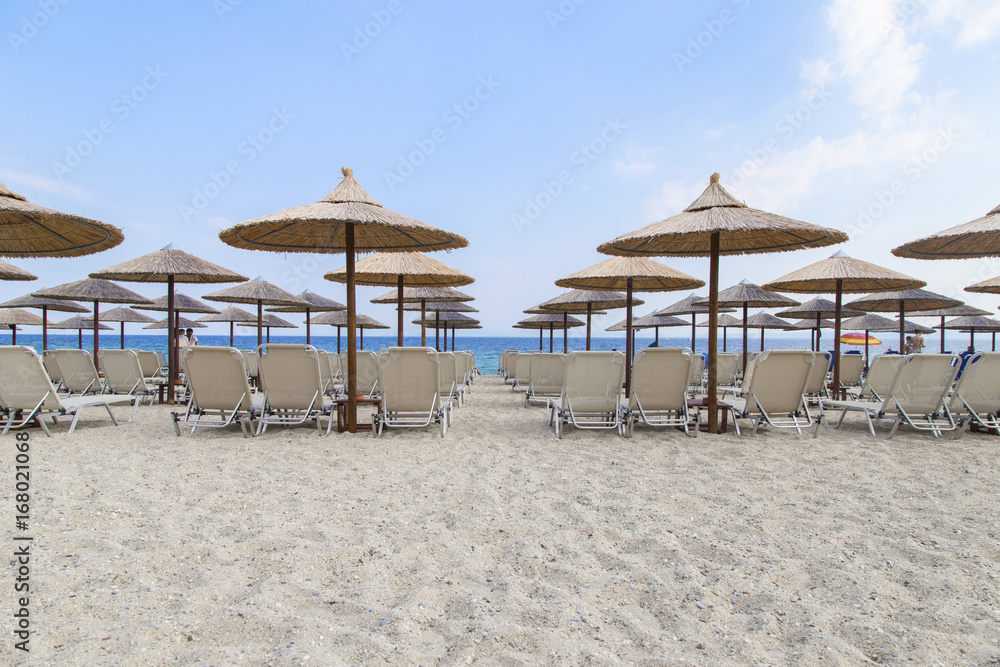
<box><xmin>99</xmin><ymin>306</ymin><xmax>157</xmax><ymax>349</ymax></box>
<box><xmin>0</xmin><ymin>292</ymin><xmax>88</xmax><ymax>350</ymax></box>
<box><xmin>0</xmin><ymin>308</ymin><xmax>44</xmax><ymax>344</ymax></box>
<box><xmin>196</xmin><ymin>306</ymin><xmax>259</xmax><ymax>347</ymax></box>
<box><xmin>840</xmin><ymin>332</ymin><xmax>881</xmax><ymax>345</ymax></box>
<box><xmin>893</xmin><ymin>202</ymin><xmax>1000</xmax><ymax>259</ymax></box>
<box><xmin>656</xmin><ymin>292</ymin><xmax>736</xmax><ymax>351</ymax></box>
<box><xmin>935</xmin><ymin>315</ymin><xmax>1000</xmax><ymax>351</ymax></box>
<box><xmin>699</xmin><ymin>279</ymin><xmax>799</xmax><ymax>371</ymax></box>
<box><xmin>842</xmin><ymin>312</ymin><xmax>931</xmax><ymax>368</ymax></box>
<box><xmin>237</xmin><ymin>312</ymin><xmax>297</xmax><ymax>343</ymax></box>
<box><xmin>776</xmin><ymin>297</ymin><xmax>865</xmax><ymax>352</ymax></box>
<box><xmin>904</xmin><ymin>304</ymin><xmax>989</xmax><ymax>353</ymax></box>
<box><xmin>696</xmin><ymin>313</ymin><xmax>743</xmax><ymax>352</ymax></box>
<box><xmin>372</xmin><ymin>286</ymin><xmax>475</xmax><ymax>351</ymax></box>
<box><xmin>266</xmin><ymin>289</ymin><xmax>345</xmax><ymax>345</ymax></box>
<box><xmin>515</xmin><ymin>313</ymin><xmax>586</xmax><ymax>352</ymax></box>
<box><xmin>847</xmin><ymin>289</ymin><xmax>960</xmax><ymax>352</ymax></box>
<box><xmin>0</xmin><ymin>259</ymin><xmax>37</xmax><ymax>281</ymax></box>
<box><xmin>144</xmin><ymin>316</ymin><xmax>207</xmax><ymax>330</ymax></box>
<box><xmin>51</xmin><ymin>315</ymin><xmax>114</xmax><ymax>349</ymax></box>
<box><xmin>607</xmin><ymin>311</ymin><xmax>686</xmax><ymax>348</ymax></box>
<box><xmin>731</xmin><ymin>312</ymin><xmax>793</xmax><ymax>351</ymax></box>
<box><xmin>308</xmin><ymin>310</ymin><xmax>389</xmax><ymax>352</ymax></box>
<box><xmin>532</xmin><ymin>289</ymin><xmax>643</xmax><ymax>351</ymax></box>
<box><xmin>203</xmin><ymin>277</ymin><xmax>308</xmax><ymax>348</ymax></box>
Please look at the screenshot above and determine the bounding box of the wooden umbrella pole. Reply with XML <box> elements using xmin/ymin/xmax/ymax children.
<box><xmin>707</xmin><ymin>232</ymin><xmax>720</xmax><ymax>434</ymax></box>
<box><xmin>690</xmin><ymin>314</ymin><xmax>696</xmax><ymax>350</ymax></box>
<box><xmin>898</xmin><ymin>303</ymin><xmax>905</xmax><ymax>352</ymax></box>
<box><xmin>229</xmin><ymin>321</ymin><xmax>234</xmax><ymax>347</ymax></box>
<box><xmin>442</xmin><ymin>322</ymin><xmax>447</xmax><ymax>351</ymax></box>
<box><xmin>586</xmin><ymin>303</ymin><xmax>592</xmax><ymax>350</ymax></box>
<box><xmin>741</xmin><ymin>303</ymin><xmax>748</xmax><ymax>374</ymax></box>
<box><xmin>549</xmin><ymin>323</ymin><xmax>553</xmax><ymax>353</ymax></box>
<box><xmin>723</xmin><ymin>327</ymin><xmax>727</xmax><ymax>352</ymax></box>
<box><xmin>970</xmin><ymin>328</ymin><xmax>974</xmax><ymax>349</ymax></box>
<box><xmin>306</xmin><ymin>308</ymin><xmax>311</xmax><ymax>345</ymax></box>
<box><xmin>655</xmin><ymin>326</ymin><xmax>659</xmax><ymax>346</ymax></box>
<box><xmin>865</xmin><ymin>330</ymin><xmax>870</xmax><ymax>371</ymax></box>
<box><xmin>93</xmin><ymin>299</ymin><xmax>100</xmax><ymax>372</ymax></box>
<box><xmin>832</xmin><ymin>280</ymin><xmax>843</xmax><ymax>396</ymax></box>
<box><xmin>538</xmin><ymin>328</ymin><xmax>543</xmax><ymax>351</ymax></box>
<box><xmin>940</xmin><ymin>316</ymin><xmax>945</xmax><ymax>353</ymax></box>
<box><xmin>337</xmin><ymin>327</ymin><xmax>341</xmax><ymax>354</ymax></box>
<box><xmin>10</xmin><ymin>326</ymin><xmax>14</xmax><ymax>345</ymax></box>
<box><xmin>168</xmin><ymin>276</ymin><xmax>176</xmax><ymax>404</ymax></box>
<box><xmin>451</xmin><ymin>325</ymin><xmax>455</xmax><ymax>352</ymax></box>
<box><xmin>120</xmin><ymin>322</ymin><xmax>125</xmax><ymax>350</ymax></box>
<box><xmin>993</xmin><ymin>331</ymin><xmax>996</xmax><ymax>352</ymax></box>
<box><xmin>77</xmin><ymin>328</ymin><xmax>82</xmax><ymax>349</ymax></box>
<box><xmin>420</xmin><ymin>298</ymin><xmax>427</xmax><ymax>347</ymax></box>
<box><xmin>563</xmin><ymin>312</ymin><xmax>568</xmax><ymax>354</ymax></box>
<box><xmin>42</xmin><ymin>306</ymin><xmax>48</xmax><ymax>351</ymax></box>
<box><xmin>760</xmin><ymin>327</ymin><xmax>764</xmax><ymax>351</ymax></box>
<box><xmin>396</xmin><ymin>274</ymin><xmax>404</xmax><ymax>347</ymax></box>
<box><xmin>435</xmin><ymin>311</ymin><xmax>440</xmax><ymax>350</ymax></box>
<box><xmin>816</xmin><ymin>313</ymin><xmax>822</xmax><ymax>352</ymax></box>
<box><xmin>360</xmin><ymin>327</ymin><xmax>364</xmax><ymax>350</ymax></box>
<box><xmin>625</xmin><ymin>277</ymin><xmax>634</xmax><ymax>397</ymax></box>
<box><xmin>346</xmin><ymin>223</ymin><xmax>358</xmax><ymax>434</ymax></box>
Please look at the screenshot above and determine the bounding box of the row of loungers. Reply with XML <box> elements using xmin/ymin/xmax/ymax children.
<box><xmin>175</xmin><ymin>345</ymin><xmax>477</xmax><ymax>438</ymax></box>
<box><xmin>498</xmin><ymin>348</ymin><xmax>999</xmax><ymax>440</ymax></box>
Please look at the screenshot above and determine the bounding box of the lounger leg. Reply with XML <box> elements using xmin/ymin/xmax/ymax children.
<box><xmin>834</xmin><ymin>409</ymin><xmax>848</xmax><ymax>430</ymax></box>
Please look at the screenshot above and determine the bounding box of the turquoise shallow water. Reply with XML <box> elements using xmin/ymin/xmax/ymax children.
<box><xmin>2</xmin><ymin>332</ymin><xmax>946</xmax><ymax>376</ymax></box>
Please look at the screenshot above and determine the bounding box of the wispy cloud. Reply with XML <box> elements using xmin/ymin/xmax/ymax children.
<box><xmin>706</xmin><ymin>123</ymin><xmax>737</xmax><ymax>141</ymax></box>
<box><xmin>0</xmin><ymin>166</ymin><xmax>94</xmax><ymax>201</ymax></box>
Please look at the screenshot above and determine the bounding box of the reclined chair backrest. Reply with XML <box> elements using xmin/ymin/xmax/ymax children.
<box><xmin>99</xmin><ymin>349</ymin><xmax>149</xmax><ymax>395</ymax></box>
<box><xmin>743</xmin><ymin>350</ymin><xmax>815</xmax><ymax>415</ymax></box>
<box><xmin>379</xmin><ymin>347</ymin><xmax>439</xmax><ymax>413</ymax></box>
<box><xmin>859</xmin><ymin>354</ymin><xmax>905</xmax><ymax>400</ymax></box>
<box><xmin>42</xmin><ymin>350</ymin><xmax>62</xmax><ymax>384</ymax></box>
<box><xmin>51</xmin><ymin>349</ymin><xmax>100</xmax><ymax>394</ymax></box>
<box><xmin>327</xmin><ymin>351</ymin><xmax>342</xmax><ymax>382</ymax></box>
<box><xmin>714</xmin><ymin>353</ymin><xmax>739</xmax><ymax>386</ymax></box>
<box><xmin>316</xmin><ymin>350</ymin><xmax>334</xmax><ymax>392</ymax></box>
<box><xmin>240</xmin><ymin>350</ymin><xmax>259</xmax><ymax>377</ymax></box>
<box><xmin>949</xmin><ymin>352</ymin><xmax>1000</xmax><ymax>415</ymax></box>
<box><xmin>839</xmin><ymin>353</ymin><xmax>865</xmax><ymax>385</ymax></box>
<box><xmin>513</xmin><ymin>354</ymin><xmax>531</xmax><ymax>386</ymax></box>
<box><xmin>687</xmin><ymin>353</ymin><xmax>706</xmax><ymax>389</ymax></box>
<box><xmin>500</xmin><ymin>350</ymin><xmax>516</xmax><ymax>377</ymax></box>
<box><xmin>259</xmin><ymin>344</ymin><xmax>325</xmax><ymax>410</ymax></box>
<box><xmin>0</xmin><ymin>346</ymin><xmax>63</xmax><ymax>411</ymax></box>
<box><xmin>438</xmin><ymin>351</ymin><xmax>459</xmax><ymax>397</ymax></box>
<box><xmin>804</xmin><ymin>351</ymin><xmax>832</xmax><ymax>395</ymax></box>
<box><xmin>528</xmin><ymin>353</ymin><xmax>566</xmax><ymax>396</ymax></box>
<box><xmin>630</xmin><ymin>347</ymin><xmax>692</xmax><ymax>411</ymax></box>
<box><xmin>882</xmin><ymin>353</ymin><xmax>960</xmax><ymax>416</ymax></box>
<box><xmin>339</xmin><ymin>349</ymin><xmax>380</xmax><ymax>395</ymax></box>
<box><xmin>135</xmin><ymin>351</ymin><xmax>162</xmax><ymax>379</ymax></box>
<box><xmin>181</xmin><ymin>346</ymin><xmax>256</xmax><ymax>412</ymax></box>
<box><xmin>562</xmin><ymin>351</ymin><xmax>625</xmax><ymax>413</ymax></box>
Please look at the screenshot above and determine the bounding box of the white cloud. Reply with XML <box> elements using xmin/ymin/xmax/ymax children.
<box><xmin>644</xmin><ymin>180</ymin><xmax>706</xmax><ymax>221</ymax></box>
<box><xmin>612</xmin><ymin>147</ymin><xmax>661</xmax><ymax>180</ymax></box>
<box><xmin>921</xmin><ymin>0</ymin><xmax>1000</xmax><ymax>47</ymax></box>
<box><xmin>0</xmin><ymin>167</ymin><xmax>93</xmax><ymax>201</ymax></box>
<box><xmin>206</xmin><ymin>216</ymin><xmax>232</xmax><ymax>230</ymax></box>
<box><xmin>706</xmin><ymin>124</ymin><xmax>737</xmax><ymax>141</ymax></box>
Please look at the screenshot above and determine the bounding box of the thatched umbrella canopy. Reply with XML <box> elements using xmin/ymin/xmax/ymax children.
<box><xmin>0</xmin><ymin>258</ymin><xmax>37</xmax><ymax>281</ymax></box>
<box><xmin>413</xmin><ymin>313</ymin><xmax>482</xmax><ymax>352</ymax></box>
<box><xmin>33</xmin><ymin>278</ymin><xmax>152</xmax><ymax>370</ymax></box>
<box><xmin>372</xmin><ymin>286</ymin><xmax>475</xmax><ymax>351</ymax></box>
<box><xmin>697</xmin><ymin>313</ymin><xmax>749</xmax><ymax>352</ymax></box>
<box><xmin>0</xmin><ymin>181</ymin><xmax>124</xmax><ymax>258</ymax></box>
<box><xmin>964</xmin><ymin>275</ymin><xmax>1000</xmax><ymax>295</ymax></box>
<box><xmin>92</xmin><ymin>243</ymin><xmax>247</xmax><ymax>403</ymax></box>
<box><xmin>556</xmin><ymin>255</ymin><xmax>703</xmax><ymax>394</ymax></box>
<box><xmin>934</xmin><ymin>315</ymin><xmax>1000</xmax><ymax>351</ymax></box>
<box><xmin>515</xmin><ymin>313</ymin><xmax>586</xmax><ymax>352</ymax></box>
<box><xmin>731</xmin><ymin>312</ymin><xmax>793</xmax><ymax>351</ymax></box>
<box><xmin>196</xmin><ymin>306</ymin><xmax>259</xmax><ymax>347</ymax></box>
<box><xmin>237</xmin><ymin>313</ymin><xmax>297</xmax><ymax>344</ymax></box>
<box><xmin>326</xmin><ymin>251</ymin><xmax>473</xmax><ymax>348</ymax></box>
<box><xmin>220</xmin><ymin>167</ymin><xmax>468</xmax><ymax>432</ymax></box>
<box><xmin>530</xmin><ymin>289</ymin><xmax>643</xmax><ymax>351</ymax></box>
<box><xmin>893</xmin><ymin>202</ymin><xmax>1000</xmax><ymax>259</ymax></box>
<box><xmin>145</xmin><ymin>316</ymin><xmax>207</xmax><ymax>330</ymax></box>
<box><xmin>402</xmin><ymin>300</ymin><xmax>477</xmax><ymax>313</ymax></box>
<box><xmin>137</xmin><ymin>293</ymin><xmax>220</xmax><ymax>315</ymax></box>
<box><xmin>782</xmin><ymin>316</ymin><xmax>835</xmax><ymax>352</ymax></box>
<box><xmin>846</xmin><ymin>289</ymin><xmax>960</xmax><ymax>352</ymax></box>
<box><xmin>697</xmin><ymin>280</ymin><xmax>799</xmax><ymax>371</ymax></box>
<box><xmin>51</xmin><ymin>315</ymin><xmax>114</xmax><ymax>349</ymax></box>
<box><xmin>99</xmin><ymin>306</ymin><xmax>157</xmax><ymax>349</ymax></box>
<box><xmin>655</xmin><ymin>292</ymin><xmax>736</xmax><ymax>351</ymax></box>
<box><xmin>904</xmin><ymin>304</ymin><xmax>989</xmax><ymax>353</ymax></box>
<box><xmin>0</xmin><ymin>308</ymin><xmax>44</xmax><ymax>344</ymax></box>
<box><xmin>597</xmin><ymin>172</ymin><xmax>846</xmax><ymax>433</ymax></box>
<box><xmin>607</xmin><ymin>312</ymin><xmax>686</xmax><ymax>350</ymax></box>
<box><xmin>0</xmin><ymin>292</ymin><xmax>88</xmax><ymax>350</ymax></box>
<box><xmin>841</xmin><ymin>312</ymin><xmax>932</xmax><ymax>368</ymax></box>
<box><xmin>776</xmin><ymin>297</ymin><xmax>864</xmax><ymax>352</ymax></box>
<box><xmin>309</xmin><ymin>309</ymin><xmax>389</xmax><ymax>353</ymax></box>
<box><xmin>266</xmin><ymin>289</ymin><xmax>345</xmax><ymax>345</ymax></box>
<box><xmin>763</xmin><ymin>250</ymin><xmax>922</xmax><ymax>391</ymax></box>
<box><xmin>203</xmin><ymin>277</ymin><xmax>308</xmax><ymax>349</ymax></box>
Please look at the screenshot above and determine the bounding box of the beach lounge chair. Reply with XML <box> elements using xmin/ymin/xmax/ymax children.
<box><xmin>135</xmin><ymin>350</ymin><xmax>167</xmax><ymax>385</ymax></box>
<box><xmin>0</xmin><ymin>346</ymin><xmax>138</xmax><ymax>436</ymax></box>
<box><xmin>374</xmin><ymin>347</ymin><xmax>449</xmax><ymax>438</ymax></box>
<box><xmin>947</xmin><ymin>352</ymin><xmax>1000</xmax><ymax>435</ymax></box>
<box><xmin>98</xmin><ymin>349</ymin><xmax>157</xmax><ymax>405</ymax></box>
<box><xmin>512</xmin><ymin>353</ymin><xmax>531</xmax><ymax>391</ymax></box>
<box><xmin>715</xmin><ymin>353</ymin><xmax>740</xmax><ymax>388</ymax></box>
<box><xmin>525</xmin><ymin>353</ymin><xmax>565</xmax><ymax>409</ymax></box>
<box><xmin>549</xmin><ymin>351</ymin><xmax>626</xmax><ymax>439</ymax></box>
<box><xmin>500</xmin><ymin>350</ymin><xmax>517</xmax><ymax>381</ymax></box>
<box><xmin>849</xmin><ymin>354</ymin><xmax>905</xmax><ymax>401</ymax></box>
<box><xmin>339</xmin><ymin>350</ymin><xmax>380</xmax><ymax>397</ymax></box>
<box><xmin>622</xmin><ymin>347</ymin><xmax>695</xmax><ymax>438</ymax></box>
<box><xmin>327</xmin><ymin>351</ymin><xmax>343</xmax><ymax>390</ymax></box>
<box><xmin>727</xmin><ymin>350</ymin><xmax>817</xmax><ymax>436</ymax></box>
<box><xmin>825</xmin><ymin>353</ymin><xmax>961</xmax><ymax>439</ymax></box>
<box><xmin>316</xmin><ymin>350</ymin><xmax>336</xmax><ymax>395</ymax></box>
<box><xmin>51</xmin><ymin>349</ymin><xmax>103</xmax><ymax>395</ymax></box>
<box><xmin>240</xmin><ymin>350</ymin><xmax>260</xmax><ymax>386</ymax></box>
<box><xmin>457</xmin><ymin>351</ymin><xmax>475</xmax><ymax>395</ymax></box>
<box><xmin>42</xmin><ymin>350</ymin><xmax>63</xmax><ymax>389</ymax></box>
<box><xmin>438</xmin><ymin>351</ymin><xmax>463</xmax><ymax>410</ymax></box>
<box><xmin>687</xmin><ymin>353</ymin><xmax>706</xmax><ymax>396</ymax></box>
<box><xmin>839</xmin><ymin>353</ymin><xmax>865</xmax><ymax>387</ymax></box>
<box><xmin>173</xmin><ymin>346</ymin><xmax>262</xmax><ymax>437</ymax></box>
<box><xmin>258</xmin><ymin>344</ymin><xmax>333</xmax><ymax>435</ymax></box>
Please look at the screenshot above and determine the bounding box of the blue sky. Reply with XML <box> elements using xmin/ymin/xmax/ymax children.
<box><xmin>3</xmin><ymin>0</ymin><xmax>1000</xmax><ymax>337</ymax></box>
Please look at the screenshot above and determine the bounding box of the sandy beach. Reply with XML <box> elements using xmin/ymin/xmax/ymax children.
<box><xmin>2</xmin><ymin>375</ymin><xmax>997</xmax><ymax>665</ymax></box>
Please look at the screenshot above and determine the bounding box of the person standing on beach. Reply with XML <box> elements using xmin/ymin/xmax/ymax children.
<box><xmin>912</xmin><ymin>332</ymin><xmax>925</xmax><ymax>353</ymax></box>
<box><xmin>186</xmin><ymin>328</ymin><xmax>199</xmax><ymax>346</ymax></box>
<box><xmin>904</xmin><ymin>336</ymin><xmax>914</xmax><ymax>354</ymax></box>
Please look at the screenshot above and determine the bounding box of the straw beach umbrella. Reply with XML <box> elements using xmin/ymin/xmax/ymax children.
<box><xmin>203</xmin><ymin>277</ymin><xmax>308</xmax><ymax>347</ymax></box>
<box><xmin>92</xmin><ymin>243</ymin><xmax>247</xmax><ymax>404</ymax></box>
<box><xmin>325</xmin><ymin>251</ymin><xmax>473</xmax><ymax>348</ymax></box>
<box><xmin>904</xmin><ymin>304</ymin><xmax>990</xmax><ymax>353</ymax></box>
<box><xmin>145</xmin><ymin>316</ymin><xmax>207</xmax><ymax>330</ymax></box>
<box><xmin>220</xmin><ymin>167</ymin><xmax>468</xmax><ymax>433</ymax></box>
<box><xmin>515</xmin><ymin>313</ymin><xmax>585</xmax><ymax>352</ymax></box>
<box><xmin>734</xmin><ymin>312</ymin><xmax>793</xmax><ymax>351</ymax></box>
<box><xmin>196</xmin><ymin>306</ymin><xmax>258</xmax><ymax>347</ymax></box>
<box><xmin>266</xmin><ymin>289</ymin><xmax>345</xmax><ymax>345</ymax></box>
<box><xmin>936</xmin><ymin>315</ymin><xmax>1000</xmax><ymax>351</ymax></box>
<box><xmin>138</xmin><ymin>293</ymin><xmax>220</xmax><ymax>316</ymax></box>
<box><xmin>598</xmin><ymin>173</ymin><xmax>846</xmax><ymax>432</ymax></box>
<box><xmin>696</xmin><ymin>313</ymin><xmax>743</xmax><ymax>352</ymax></box>
<box><xmin>656</xmin><ymin>293</ymin><xmax>735</xmax><ymax>351</ymax></box>
<box><xmin>51</xmin><ymin>316</ymin><xmax>113</xmax><ymax>349</ymax></box>
<box><xmin>783</xmin><ymin>317</ymin><xmax>834</xmax><ymax>351</ymax></box>
<box><xmin>841</xmin><ymin>312</ymin><xmax>931</xmax><ymax>369</ymax></box>
<box><xmin>0</xmin><ymin>181</ymin><xmax>124</xmax><ymax>258</ymax></box>
<box><xmin>893</xmin><ymin>202</ymin><xmax>1000</xmax><ymax>259</ymax></box>
<box><xmin>0</xmin><ymin>309</ymin><xmax>44</xmax><ymax>344</ymax></box>
<box><xmin>776</xmin><ymin>297</ymin><xmax>864</xmax><ymax>352</ymax></box>
<box><xmin>699</xmin><ymin>280</ymin><xmax>799</xmax><ymax>371</ymax></box>
<box><xmin>0</xmin><ymin>293</ymin><xmax>87</xmax><ymax>350</ymax></box>
<box><xmin>308</xmin><ymin>310</ymin><xmax>389</xmax><ymax>352</ymax></box>
<box><xmin>607</xmin><ymin>312</ymin><xmax>686</xmax><ymax>349</ymax></box>
<box><xmin>33</xmin><ymin>279</ymin><xmax>152</xmax><ymax>370</ymax></box>
<box><xmin>0</xmin><ymin>259</ymin><xmax>37</xmax><ymax>281</ymax></box>
<box><xmin>238</xmin><ymin>313</ymin><xmax>297</xmax><ymax>343</ymax></box>
<box><xmin>99</xmin><ymin>306</ymin><xmax>157</xmax><ymax>349</ymax></box>
<box><xmin>412</xmin><ymin>312</ymin><xmax>481</xmax><ymax>352</ymax></box>
<box><xmin>372</xmin><ymin>286</ymin><xmax>475</xmax><ymax>350</ymax></box>
<box><xmin>556</xmin><ymin>255</ymin><xmax>703</xmax><ymax>395</ymax></box>
<box><xmin>763</xmin><ymin>250</ymin><xmax>923</xmax><ymax>393</ymax></box>
<box><xmin>533</xmin><ymin>289</ymin><xmax>643</xmax><ymax>351</ymax></box>
<box><xmin>847</xmin><ymin>289</ymin><xmax>960</xmax><ymax>352</ymax></box>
